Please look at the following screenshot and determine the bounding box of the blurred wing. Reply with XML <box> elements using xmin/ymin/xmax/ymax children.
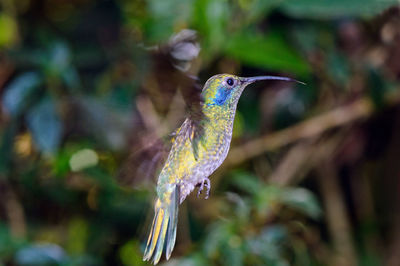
<box><xmin>116</xmin><ymin>135</ymin><xmax>172</xmax><ymax>188</ymax></box>
<box><xmin>117</xmin><ymin>111</ymin><xmax>206</xmax><ymax>187</ymax></box>
<box><xmin>117</xmin><ymin>29</ymin><xmax>205</xmax><ymax>187</ymax></box>
<box><xmin>117</xmin><ymin>70</ymin><xmax>205</xmax><ymax>186</ymax></box>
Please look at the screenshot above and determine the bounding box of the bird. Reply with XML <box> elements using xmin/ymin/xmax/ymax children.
<box><xmin>143</xmin><ymin>73</ymin><xmax>304</xmax><ymax>264</ymax></box>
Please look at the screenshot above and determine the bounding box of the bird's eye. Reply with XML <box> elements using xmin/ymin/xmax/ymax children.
<box><xmin>226</xmin><ymin>78</ymin><xmax>234</xmax><ymax>86</ymax></box>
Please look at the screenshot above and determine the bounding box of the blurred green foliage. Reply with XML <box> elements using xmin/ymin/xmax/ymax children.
<box><xmin>0</xmin><ymin>0</ymin><xmax>400</xmax><ymax>265</ymax></box>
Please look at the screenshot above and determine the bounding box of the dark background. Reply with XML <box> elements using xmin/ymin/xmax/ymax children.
<box><xmin>0</xmin><ymin>0</ymin><xmax>400</xmax><ymax>265</ymax></box>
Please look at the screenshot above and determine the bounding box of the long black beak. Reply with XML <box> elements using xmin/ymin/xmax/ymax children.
<box><xmin>241</xmin><ymin>75</ymin><xmax>306</xmax><ymax>85</ymax></box>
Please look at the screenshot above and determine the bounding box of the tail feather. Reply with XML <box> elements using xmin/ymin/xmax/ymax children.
<box><xmin>166</xmin><ymin>186</ymin><xmax>179</xmax><ymax>260</ymax></box>
<box><xmin>152</xmin><ymin>209</ymin><xmax>169</xmax><ymax>264</ymax></box>
<box><xmin>143</xmin><ymin>200</ymin><xmax>165</xmax><ymax>262</ymax></box>
<box><xmin>143</xmin><ymin>185</ymin><xmax>180</xmax><ymax>265</ymax></box>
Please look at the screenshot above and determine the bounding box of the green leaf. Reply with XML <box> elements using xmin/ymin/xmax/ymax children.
<box><xmin>46</xmin><ymin>42</ymin><xmax>71</xmax><ymax>76</ymax></box>
<box><xmin>66</xmin><ymin>218</ymin><xmax>88</xmax><ymax>255</ymax></box>
<box><xmin>246</xmin><ymin>226</ymin><xmax>289</xmax><ymax>265</ymax></box>
<box><xmin>230</xmin><ymin>171</ymin><xmax>261</xmax><ymax>195</ymax></box>
<box><xmin>15</xmin><ymin>243</ymin><xmax>67</xmax><ymax>266</ymax></box>
<box><xmin>26</xmin><ymin>98</ymin><xmax>63</xmax><ymax>154</ymax></box>
<box><xmin>69</xmin><ymin>149</ymin><xmax>99</xmax><ymax>172</ymax></box>
<box><xmin>2</xmin><ymin>72</ymin><xmax>41</xmax><ymax>117</ymax></box>
<box><xmin>281</xmin><ymin>188</ymin><xmax>322</xmax><ymax>219</ymax></box>
<box><xmin>255</xmin><ymin>186</ymin><xmax>282</xmax><ymax>216</ymax></box>
<box><xmin>0</xmin><ymin>13</ymin><xmax>18</xmax><ymax>47</ymax></box>
<box><xmin>51</xmin><ymin>148</ymin><xmax>73</xmax><ymax>177</ymax></box>
<box><xmin>281</xmin><ymin>0</ymin><xmax>399</xmax><ymax>19</ymax></box>
<box><xmin>243</xmin><ymin>0</ymin><xmax>284</xmax><ymax>22</ymax></box>
<box><xmin>204</xmin><ymin>221</ymin><xmax>234</xmax><ymax>257</ymax></box>
<box><xmin>145</xmin><ymin>0</ymin><xmax>194</xmax><ymax>42</ymax></box>
<box><xmin>0</xmin><ymin>223</ymin><xmax>25</xmax><ymax>259</ymax></box>
<box><xmin>192</xmin><ymin>0</ymin><xmax>230</xmax><ymax>54</ymax></box>
<box><xmin>225</xmin><ymin>32</ymin><xmax>311</xmax><ymax>76</ymax></box>
<box><xmin>119</xmin><ymin>240</ymin><xmax>146</xmax><ymax>266</ymax></box>
<box><xmin>174</xmin><ymin>252</ymin><xmax>209</xmax><ymax>266</ymax></box>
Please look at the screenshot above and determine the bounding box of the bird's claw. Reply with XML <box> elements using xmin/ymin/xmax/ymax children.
<box><xmin>197</xmin><ymin>178</ymin><xmax>210</xmax><ymax>199</ymax></box>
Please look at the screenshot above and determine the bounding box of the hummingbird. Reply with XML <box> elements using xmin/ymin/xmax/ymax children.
<box><xmin>143</xmin><ymin>73</ymin><xmax>303</xmax><ymax>264</ymax></box>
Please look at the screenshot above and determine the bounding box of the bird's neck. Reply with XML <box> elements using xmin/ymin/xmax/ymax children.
<box><xmin>202</xmin><ymin>104</ymin><xmax>237</xmax><ymax>130</ymax></box>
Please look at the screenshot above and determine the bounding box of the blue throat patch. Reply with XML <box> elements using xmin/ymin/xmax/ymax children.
<box><xmin>212</xmin><ymin>86</ymin><xmax>232</xmax><ymax>106</ymax></box>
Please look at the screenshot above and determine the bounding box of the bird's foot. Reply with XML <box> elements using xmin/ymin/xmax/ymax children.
<box><xmin>197</xmin><ymin>178</ymin><xmax>210</xmax><ymax>199</ymax></box>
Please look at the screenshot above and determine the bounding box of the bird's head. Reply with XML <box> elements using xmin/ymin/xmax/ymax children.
<box><xmin>202</xmin><ymin>74</ymin><xmax>304</xmax><ymax>109</ymax></box>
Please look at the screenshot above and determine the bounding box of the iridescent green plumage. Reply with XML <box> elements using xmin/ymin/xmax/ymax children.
<box><xmin>143</xmin><ymin>74</ymin><xmax>303</xmax><ymax>264</ymax></box>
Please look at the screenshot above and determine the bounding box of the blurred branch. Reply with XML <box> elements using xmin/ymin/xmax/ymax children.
<box><xmin>0</xmin><ymin>56</ymin><xmax>14</xmax><ymax>90</ymax></box>
<box><xmin>316</xmin><ymin>162</ymin><xmax>357</xmax><ymax>266</ymax></box>
<box><xmin>267</xmin><ymin>140</ymin><xmax>316</xmax><ymax>186</ymax></box>
<box><xmin>136</xmin><ymin>92</ymin><xmax>186</xmax><ymax>138</ymax></box>
<box><xmin>386</xmin><ymin>218</ymin><xmax>400</xmax><ymax>266</ymax></box>
<box><xmin>213</xmin><ymin>127</ymin><xmax>347</xmax><ymax>196</ymax></box>
<box><xmin>136</xmin><ymin>95</ymin><xmax>166</xmax><ymax>136</ymax></box>
<box><xmin>382</xmin><ymin>107</ymin><xmax>400</xmax><ymax>266</ymax></box>
<box><xmin>268</xmin><ymin>132</ymin><xmax>344</xmax><ymax>186</ymax></box>
<box><xmin>349</xmin><ymin>163</ymin><xmax>382</xmax><ymax>259</ymax></box>
<box><xmin>0</xmin><ymin>178</ymin><xmax>26</xmax><ymax>238</ymax></box>
<box><xmin>226</xmin><ymin>92</ymin><xmax>400</xmax><ymax>167</ymax></box>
